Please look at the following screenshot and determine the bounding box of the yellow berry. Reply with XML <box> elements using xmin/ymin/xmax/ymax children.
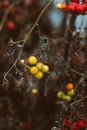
<box><xmin>36</xmin><ymin>62</ymin><xmax>43</xmax><ymax>70</ymax></box>
<box><xmin>67</xmin><ymin>89</ymin><xmax>74</xmax><ymax>96</ymax></box>
<box><xmin>56</xmin><ymin>3</ymin><xmax>62</xmax><ymax>9</ymax></box>
<box><xmin>63</xmin><ymin>95</ymin><xmax>71</xmax><ymax>102</ymax></box>
<box><xmin>28</xmin><ymin>56</ymin><xmax>38</xmax><ymax>65</ymax></box>
<box><xmin>30</xmin><ymin>66</ymin><xmax>39</xmax><ymax>75</ymax></box>
<box><xmin>57</xmin><ymin>91</ymin><xmax>64</xmax><ymax>99</ymax></box>
<box><xmin>31</xmin><ymin>88</ymin><xmax>38</xmax><ymax>95</ymax></box>
<box><xmin>42</xmin><ymin>65</ymin><xmax>49</xmax><ymax>73</ymax></box>
<box><xmin>35</xmin><ymin>71</ymin><xmax>43</xmax><ymax>79</ymax></box>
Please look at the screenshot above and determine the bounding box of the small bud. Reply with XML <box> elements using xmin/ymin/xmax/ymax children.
<box><xmin>20</xmin><ymin>59</ymin><xmax>24</xmax><ymax>64</ymax></box>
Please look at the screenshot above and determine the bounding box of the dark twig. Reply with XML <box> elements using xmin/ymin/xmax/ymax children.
<box><xmin>64</xmin><ymin>14</ymin><xmax>76</xmax><ymax>66</ymax></box>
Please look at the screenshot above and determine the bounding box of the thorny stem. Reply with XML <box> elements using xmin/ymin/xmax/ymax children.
<box><xmin>3</xmin><ymin>0</ymin><xmax>54</xmax><ymax>83</ymax></box>
<box><xmin>0</xmin><ymin>0</ymin><xmax>24</xmax><ymax>31</ymax></box>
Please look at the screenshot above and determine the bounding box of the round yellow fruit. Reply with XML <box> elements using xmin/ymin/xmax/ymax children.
<box><xmin>30</xmin><ymin>66</ymin><xmax>39</xmax><ymax>75</ymax></box>
<box><xmin>67</xmin><ymin>89</ymin><xmax>74</xmax><ymax>96</ymax></box>
<box><xmin>28</xmin><ymin>56</ymin><xmax>38</xmax><ymax>65</ymax></box>
<box><xmin>36</xmin><ymin>62</ymin><xmax>43</xmax><ymax>70</ymax></box>
<box><xmin>35</xmin><ymin>71</ymin><xmax>43</xmax><ymax>79</ymax></box>
<box><xmin>57</xmin><ymin>91</ymin><xmax>64</xmax><ymax>99</ymax></box>
<box><xmin>56</xmin><ymin>3</ymin><xmax>62</xmax><ymax>9</ymax></box>
<box><xmin>31</xmin><ymin>88</ymin><xmax>38</xmax><ymax>95</ymax></box>
<box><xmin>42</xmin><ymin>65</ymin><xmax>49</xmax><ymax>73</ymax></box>
<box><xmin>63</xmin><ymin>95</ymin><xmax>71</xmax><ymax>102</ymax></box>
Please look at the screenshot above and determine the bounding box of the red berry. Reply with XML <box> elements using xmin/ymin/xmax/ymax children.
<box><xmin>68</xmin><ymin>3</ymin><xmax>76</xmax><ymax>12</ymax></box>
<box><xmin>63</xmin><ymin>119</ymin><xmax>70</xmax><ymax>126</ymax></box>
<box><xmin>61</xmin><ymin>128</ymin><xmax>66</xmax><ymax>130</ymax></box>
<box><xmin>6</xmin><ymin>21</ymin><xmax>15</xmax><ymax>31</ymax></box>
<box><xmin>72</xmin><ymin>2</ymin><xmax>78</xmax><ymax>7</ymax></box>
<box><xmin>82</xmin><ymin>0</ymin><xmax>87</xmax><ymax>3</ymax></box>
<box><xmin>76</xmin><ymin>4</ymin><xmax>85</xmax><ymax>13</ymax></box>
<box><xmin>82</xmin><ymin>3</ymin><xmax>87</xmax><ymax>11</ymax></box>
<box><xmin>71</xmin><ymin>0</ymin><xmax>79</xmax><ymax>3</ymax></box>
<box><xmin>1</xmin><ymin>1</ymin><xmax>9</xmax><ymax>8</ymax></box>
<box><xmin>77</xmin><ymin>120</ymin><xmax>87</xmax><ymax>127</ymax></box>
<box><xmin>68</xmin><ymin>3</ymin><xmax>78</xmax><ymax>12</ymax></box>
<box><xmin>72</xmin><ymin>122</ymin><xmax>78</xmax><ymax>130</ymax></box>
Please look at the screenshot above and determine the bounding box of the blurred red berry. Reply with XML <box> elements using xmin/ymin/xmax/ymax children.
<box><xmin>72</xmin><ymin>2</ymin><xmax>78</xmax><ymax>7</ymax></box>
<box><xmin>76</xmin><ymin>4</ymin><xmax>85</xmax><ymax>13</ymax></box>
<box><xmin>82</xmin><ymin>0</ymin><xmax>87</xmax><ymax>3</ymax></box>
<box><xmin>72</xmin><ymin>54</ymin><xmax>84</xmax><ymax>65</ymax></box>
<box><xmin>82</xmin><ymin>3</ymin><xmax>87</xmax><ymax>11</ymax></box>
<box><xmin>72</xmin><ymin>122</ymin><xmax>78</xmax><ymax>130</ymax></box>
<box><xmin>68</xmin><ymin>3</ymin><xmax>76</xmax><ymax>12</ymax></box>
<box><xmin>68</xmin><ymin>3</ymin><xmax>78</xmax><ymax>12</ymax></box>
<box><xmin>24</xmin><ymin>0</ymin><xmax>32</xmax><ymax>6</ymax></box>
<box><xmin>71</xmin><ymin>0</ymin><xmax>79</xmax><ymax>3</ymax></box>
<box><xmin>61</xmin><ymin>128</ymin><xmax>66</xmax><ymax>130</ymax></box>
<box><xmin>63</xmin><ymin>119</ymin><xmax>70</xmax><ymax>126</ymax></box>
<box><xmin>6</xmin><ymin>21</ymin><xmax>15</xmax><ymax>31</ymax></box>
<box><xmin>77</xmin><ymin>119</ymin><xmax>87</xmax><ymax>127</ymax></box>
<box><xmin>1</xmin><ymin>1</ymin><xmax>9</xmax><ymax>8</ymax></box>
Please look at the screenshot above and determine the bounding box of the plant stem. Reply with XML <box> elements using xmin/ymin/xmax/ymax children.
<box><xmin>64</xmin><ymin>14</ymin><xmax>76</xmax><ymax>65</ymax></box>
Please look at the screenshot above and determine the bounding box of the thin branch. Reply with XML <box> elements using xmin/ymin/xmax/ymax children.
<box><xmin>70</xmin><ymin>68</ymin><xmax>87</xmax><ymax>78</ymax></box>
<box><xmin>22</xmin><ymin>63</ymin><xmax>30</xmax><ymax>69</ymax></box>
<box><xmin>64</xmin><ymin>14</ymin><xmax>76</xmax><ymax>70</ymax></box>
<box><xmin>70</xmin><ymin>95</ymin><xmax>87</xmax><ymax>107</ymax></box>
<box><xmin>8</xmin><ymin>39</ymin><xmax>24</xmax><ymax>44</ymax></box>
<box><xmin>36</xmin><ymin>24</ymin><xmax>41</xmax><ymax>38</ymax></box>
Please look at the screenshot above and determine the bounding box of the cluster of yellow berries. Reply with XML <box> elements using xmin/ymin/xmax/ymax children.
<box><xmin>28</xmin><ymin>56</ymin><xmax>49</xmax><ymax>79</ymax></box>
<box><xmin>57</xmin><ymin>83</ymin><xmax>74</xmax><ymax>102</ymax></box>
